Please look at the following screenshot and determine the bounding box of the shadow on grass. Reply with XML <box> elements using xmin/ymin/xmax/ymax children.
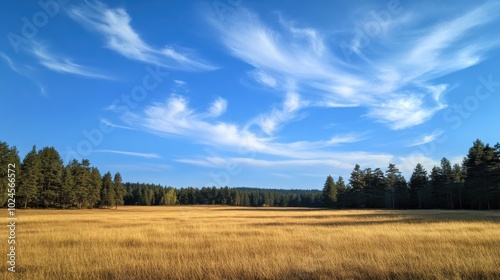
<box><xmin>214</xmin><ymin>207</ymin><xmax>329</xmax><ymax>212</ymax></box>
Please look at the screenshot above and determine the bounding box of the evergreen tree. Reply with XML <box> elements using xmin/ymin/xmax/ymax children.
<box><xmin>38</xmin><ymin>147</ymin><xmax>63</xmax><ymax>208</ymax></box>
<box><xmin>100</xmin><ymin>172</ymin><xmax>115</xmax><ymax>208</ymax></box>
<box><xmin>430</xmin><ymin>166</ymin><xmax>444</xmax><ymax>208</ymax></box>
<box><xmin>89</xmin><ymin>167</ymin><xmax>102</xmax><ymax>208</ymax></box>
<box><xmin>451</xmin><ymin>163</ymin><xmax>465</xmax><ymax>209</ymax></box>
<box><xmin>349</xmin><ymin>164</ymin><xmax>366</xmax><ymax>207</ymax></box>
<box><xmin>365</xmin><ymin>168</ymin><xmax>385</xmax><ymax>208</ymax></box>
<box><xmin>0</xmin><ymin>142</ymin><xmax>21</xmax><ymax>207</ymax></box>
<box><xmin>385</xmin><ymin>163</ymin><xmax>402</xmax><ymax>209</ymax></box>
<box><xmin>322</xmin><ymin>175</ymin><xmax>337</xmax><ymax>208</ymax></box>
<box><xmin>70</xmin><ymin>159</ymin><xmax>91</xmax><ymax>209</ymax></box>
<box><xmin>493</xmin><ymin>143</ymin><xmax>500</xmax><ymax>209</ymax></box>
<box><xmin>409</xmin><ymin>163</ymin><xmax>428</xmax><ymax>209</ymax></box>
<box><xmin>60</xmin><ymin>165</ymin><xmax>76</xmax><ymax>209</ymax></box>
<box><xmin>464</xmin><ymin>139</ymin><xmax>490</xmax><ymax>209</ymax></box>
<box><xmin>18</xmin><ymin>146</ymin><xmax>41</xmax><ymax>209</ymax></box>
<box><xmin>114</xmin><ymin>172</ymin><xmax>125</xmax><ymax>209</ymax></box>
<box><xmin>336</xmin><ymin>176</ymin><xmax>346</xmax><ymax>208</ymax></box>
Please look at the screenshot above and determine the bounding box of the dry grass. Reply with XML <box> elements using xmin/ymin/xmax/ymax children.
<box><xmin>1</xmin><ymin>206</ymin><xmax>500</xmax><ymax>279</ymax></box>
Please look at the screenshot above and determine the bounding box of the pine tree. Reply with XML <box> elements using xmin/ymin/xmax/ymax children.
<box><xmin>493</xmin><ymin>143</ymin><xmax>500</xmax><ymax>209</ymax></box>
<box><xmin>441</xmin><ymin>158</ymin><xmax>453</xmax><ymax>208</ymax></box>
<box><xmin>38</xmin><ymin>147</ymin><xmax>63</xmax><ymax>208</ymax></box>
<box><xmin>464</xmin><ymin>139</ymin><xmax>488</xmax><ymax>209</ymax></box>
<box><xmin>349</xmin><ymin>164</ymin><xmax>366</xmax><ymax>207</ymax></box>
<box><xmin>365</xmin><ymin>168</ymin><xmax>385</xmax><ymax>208</ymax></box>
<box><xmin>89</xmin><ymin>167</ymin><xmax>102</xmax><ymax>208</ymax></box>
<box><xmin>18</xmin><ymin>146</ymin><xmax>41</xmax><ymax>209</ymax></box>
<box><xmin>114</xmin><ymin>172</ymin><xmax>125</xmax><ymax>209</ymax></box>
<box><xmin>0</xmin><ymin>142</ymin><xmax>21</xmax><ymax>207</ymax></box>
<box><xmin>60</xmin><ymin>166</ymin><xmax>76</xmax><ymax>209</ymax></box>
<box><xmin>451</xmin><ymin>163</ymin><xmax>465</xmax><ymax>209</ymax></box>
<box><xmin>100</xmin><ymin>172</ymin><xmax>115</xmax><ymax>208</ymax></box>
<box><xmin>385</xmin><ymin>163</ymin><xmax>402</xmax><ymax>209</ymax></box>
<box><xmin>322</xmin><ymin>175</ymin><xmax>337</xmax><ymax>208</ymax></box>
<box><xmin>336</xmin><ymin>176</ymin><xmax>346</xmax><ymax>208</ymax></box>
<box><xmin>410</xmin><ymin>163</ymin><xmax>428</xmax><ymax>209</ymax></box>
<box><xmin>70</xmin><ymin>159</ymin><xmax>91</xmax><ymax>209</ymax></box>
<box><xmin>430</xmin><ymin>166</ymin><xmax>444</xmax><ymax>208</ymax></box>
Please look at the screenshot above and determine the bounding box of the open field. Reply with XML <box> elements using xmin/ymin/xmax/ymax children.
<box><xmin>2</xmin><ymin>206</ymin><xmax>500</xmax><ymax>279</ymax></box>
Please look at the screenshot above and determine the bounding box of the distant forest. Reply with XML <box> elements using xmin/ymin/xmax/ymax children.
<box><xmin>1</xmin><ymin>139</ymin><xmax>498</xmax><ymax>210</ymax></box>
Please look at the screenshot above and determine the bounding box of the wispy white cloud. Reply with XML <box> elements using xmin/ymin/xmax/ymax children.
<box><xmin>249</xmin><ymin>91</ymin><xmax>305</xmax><ymax>135</ymax></box>
<box><xmin>207</xmin><ymin>3</ymin><xmax>500</xmax><ymax>130</ymax></box>
<box><xmin>0</xmin><ymin>52</ymin><xmax>22</xmax><ymax>74</ymax></box>
<box><xmin>407</xmin><ymin>129</ymin><xmax>445</xmax><ymax>147</ymax></box>
<box><xmin>206</xmin><ymin>97</ymin><xmax>228</xmax><ymax>118</ymax></box>
<box><xmin>249</xmin><ymin>70</ymin><xmax>278</xmax><ymax>88</ymax></box>
<box><xmin>100</xmin><ymin>118</ymin><xmax>136</xmax><ymax>130</ymax></box>
<box><xmin>95</xmin><ymin>149</ymin><xmax>160</xmax><ymax>159</ymax></box>
<box><xmin>123</xmin><ymin>94</ymin><xmax>388</xmax><ymax>170</ymax></box>
<box><xmin>68</xmin><ymin>1</ymin><xmax>216</xmax><ymax>71</ymax></box>
<box><xmin>30</xmin><ymin>42</ymin><xmax>113</xmax><ymax>79</ymax></box>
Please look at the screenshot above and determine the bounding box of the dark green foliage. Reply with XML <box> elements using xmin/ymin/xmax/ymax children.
<box><xmin>88</xmin><ymin>167</ymin><xmax>102</xmax><ymax>208</ymax></box>
<box><xmin>38</xmin><ymin>147</ymin><xmax>63</xmax><ymax>208</ymax></box>
<box><xmin>60</xmin><ymin>166</ymin><xmax>76</xmax><ymax>209</ymax></box>
<box><xmin>410</xmin><ymin>163</ymin><xmax>428</xmax><ymax>209</ymax></box>
<box><xmin>1</xmin><ymin>139</ymin><xmax>499</xmax><ymax>210</ymax></box>
<box><xmin>322</xmin><ymin>175</ymin><xmax>337</xmax><ymax>208</ymax></box>
<box><xmin>0</xmin><ymin>142</ymin><xmax>20</xmax><ymax>207</ymax></box>
<box><xmin>18</xmin><ymin>146</ymin><xmax>41</xmax><ymax>209</ymax></box>
<box><xmin>1</xmin><ymin>141</ymin><xmax>119</xmax><ymax>209</ymax></box>
<box><xmin>100</xmin><ymin>172</ymin><xmax>115</xmax><ymax>208</ymax></box>
<box><xmin>114</xmin><ymin>172</ymin><xmax>125</xmax><ymax>209</ymax></box>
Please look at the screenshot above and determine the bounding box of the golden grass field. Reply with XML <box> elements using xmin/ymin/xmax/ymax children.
<box><xmin>1</xmin><ymin>206</ymin><xmax>500</xmax><ymax>280</ymax></box>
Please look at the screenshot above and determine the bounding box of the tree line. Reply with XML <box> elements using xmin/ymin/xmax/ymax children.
<box><xmin>123</xmin><ymin>184</ymin><xmax>322</xmax><ymax>207</ymax></box>
<box><xmin>322</xmin><ymin>139</ymin><xmax>500</xmax><ymax>210</ymax></box>
<box><xmin>2</xmin><ymin>139</ymin><xmax>498</xmax><ymax>210</ymax></box>
<box><xmin>0</xmin><ymin>141</ymin><xmax>323</xmax><ymax>209</ymax></box>
<box><xmin>0</xmin><ymin>142</ymin><xmax>125</xmax><ymax>209</ymax></box>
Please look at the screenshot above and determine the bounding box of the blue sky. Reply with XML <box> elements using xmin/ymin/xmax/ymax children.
<box><xmin>1</xmin><ymin>0</ymin><xmax>500</xmax><ymax>189</ymax></box>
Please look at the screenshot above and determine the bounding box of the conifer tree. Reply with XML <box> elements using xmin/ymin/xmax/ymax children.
<box><xmin>89</xmin><ymin>167</ymin><xmax>102</xmax><ymax>208</ymax></box>
<box><xmin>114</xmin><ymin>172</ymin><xmax>125</xmax><ymax>209</ymax></box>
<box><xmin>410</xmin><ymin>163</ymin><xmax>428</xmax><ymax>209</ymax></box>
<box><xmin>60</xmin><ymin>165</ymin><xmax>76</xmax><ymax>209</ymax></box>
<box><xmin>385</xmin><ymin>163</ymin><xmax>402</xmax><ymax>209</ymax></box>
<box><xmin>322</xmin><ymin>175</ymin><xmax>337</xmax><ymax>208</ymax></box>
<box><xmin>0</xmin><ymin>142</ymin><xmax>20</xmax><ymax>207</ymax></box>
<box><xmin>100</xmin><ymin>172</ymin><xmax>115</xmax><ymax>208</ymax></box>
<box><xmin>38</xmin><ymin>147</ymin><xmax>63</xmax><ymax>208</ymax></box>
<box><xmin>18</xmin><ymin>146</ymin><xmax>41</xmax><ymax>209</ymax></box>
<box><xmin>451</xmin><ymin>163</ymin><xmax>465</xmax><ymax>209</ymax></box>
<box><xmin>349</xmin><ymin>164</ymin><xmax>366</xmax><ymax>207</ymax></box>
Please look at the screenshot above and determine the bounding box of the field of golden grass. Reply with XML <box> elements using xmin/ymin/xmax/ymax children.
<box><xmin>1</xmin><ymin>206</ymin><xmax>500</xmax><ymax>279</ymax></box>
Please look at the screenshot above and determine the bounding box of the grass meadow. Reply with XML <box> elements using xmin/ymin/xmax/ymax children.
<box><xmin>1</xmin><ymin>206</ymin><xmax>500</xmax><ymax>279</ymax></box>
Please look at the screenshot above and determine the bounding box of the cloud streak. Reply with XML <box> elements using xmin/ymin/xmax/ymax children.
<box><xmin>30</xmin><ymin>42</ymin><xmax>113</xmax><ymax>79</ymax></box>
<box><xmin>207</xmin><ymin>3</ymin><xmax>500</xmax><ymax>130</ymax></box>
<box><xmin>123</xmin><ymin>94</ymin><xmax>390</xmax><ymax>171</ymax></box>
<box><xmin>68</xmin><ymin>1</ymin><xmax>217</xmax><ymax>71</ymax></box>
<box><xmin>95</xmin><ymin>149</ymin><xmax>161</xmax><ymax>159</ymax></box>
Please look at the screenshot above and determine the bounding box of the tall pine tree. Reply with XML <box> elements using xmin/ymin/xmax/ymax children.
<box><xmin>100</xmin><ymin>172</ymin><xmax>115</xmax><ymax>208</ymax></box>
<box><xmin>322</xmin><ymin>175</ymin><xmax>337</xmax><ymax>208</ymax></box>
<box><xmin>114</xmin><ymin>172</ymin><xmax>124</xmax><ymax>209</ymax></box>
<box><xmin>38</xmin><ymin>147</ymin><xmax>63</xmax><ymax>208</ymax></box>
<box><xmin>410</xmin><ymin>163</ymin><xmax>428</xmax><ymax>209</ymax></box>
<box><xmin>18</xmin><ymin>146</ymin><xmax>41</xmax><ymax>209</ymax></box>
